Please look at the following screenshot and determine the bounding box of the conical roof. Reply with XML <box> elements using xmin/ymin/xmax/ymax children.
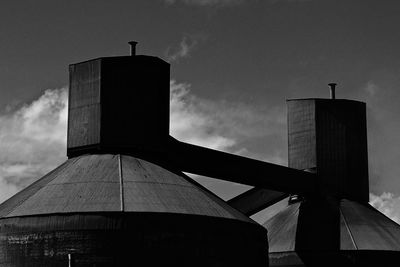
<box><xmin>265</xmin><ymin>199</ymin><xmax>400</xmax><ymax>252</ymax></box>
<box><xmin>0</xmin><ymin>154</ymin><xmax>252</xmax><ymax>223</ymax></box>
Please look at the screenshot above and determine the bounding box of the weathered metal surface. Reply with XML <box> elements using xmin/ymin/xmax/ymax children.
<box><xmin>67</xmin><ymin>56</ymin><xmax>170</xmax><ymax>157</ymax></box>
<box><xmin>287</xmin><ymin>99</ymin><xmax>316</xmax><ymax>171</ymax></box>
<box><xmin>68</xmin><ymin>60</ymin><xmax>101</xmax><ymax>149</ymax></box>
<box><xmin>0</xmin><ymin>213</ymin><xmax>268</xmax><ymax>266</ymax></box>
<box><xmin>265</xmin><ymin>197</ymin><xmax>339</xmax><ymax>253</ymax></box>
<box><xmin>315</xmin><ymin>100</ymin><xmax>369</xmax><ymax>202</ymax></box>
<box><xmin>264</xmin><ymin>198</ymin><xmax>400</xmax><ymax>266</ymax></box>
<box><xmin>168</xmin><ymin>138</ymin><xmax>317</xmax><ymax>194</ymax></box>
<box><xmin>340</xmin><ymin>199</ymin><xmax>400</xmax><ymax>250</ymax></box>
<box><xmin>287</xmin><ymin>99</ymin><xmax>369</xmax><ymax>202</ymax></box>
<box><xmin>0</xmin><ymin>152</ymin><xmax>269</xmax><ymax>265</ymax></box>
<box><xmin>265</xmin><ymin>202</ymin><xmax>300</xmax><ymax>252</ymax></box>
<box><xmin>0</xmin><ymin>154</ymin><xmax>253</xmax><ymax>222</ymax></box>
<box><xmin>227</xmin><ymin>188</ymin><xmax>288</xmax><ymax>216</ymax></box>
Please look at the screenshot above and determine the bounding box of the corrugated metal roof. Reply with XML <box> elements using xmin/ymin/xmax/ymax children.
<box><xmin>0</xmin><ymin>154</ymin><xmax>253</xmax><ymax>223</ymax></box>
<box><xmin>264</xmin><ymin>202</ymin><xmax>299</xmax><ymax>252</ymax></box>
<box><xmin>340</xmin><ymin>199</ymin><xmax>400</xmax><ymax>250</ymax></box>
<box><xmin>264</xmin><ymin>198</ymin><xmax>400</xmax><ymax>253</ymax></box>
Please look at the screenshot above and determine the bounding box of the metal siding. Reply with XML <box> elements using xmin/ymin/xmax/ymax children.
<box><xmin>266</xmin><ymin>199</ymin><xmax>400</xmax><ymax>266</ymax></box>
<box><xmin>315</xmin><ymin>100</ymin><xmax>369</xmax><ymax>202</ymax></box>
<box><xmin>67</xmin><ymin>60</ymin><xmax>101</xmax><ymax>150</ymax></box>
<box><xmin>0</xmin><ymin>160</ymin><xmax>76</xmax><ymax>218</ymax></box>
<box><xmin>0</xmin><ymin>213</ymin><xmax>268</xmax><ymax>266</ymax></box>
<box><xmin>287</xmin><ymin>100</ymin><xmax>316</xmax><ymax>170</ymax></box>
<box><xmin>6</xmin><ymin>155</ymin><xmax>120</xmax><ymax>217</ymax></box>
<box><xmin>340</xmin><ymin>200</ymin><xmax>400</xmax><ymax>250</ymax></box>
<box><xmin>315</xmin><ymin>101</ymin><xmax>347</xmax><ymax>197</ymax></box>
<box><xmin>287</xmin><ymin>99</ymin><xmax>368</xmax><ymax>201</ymax></box>
<box><xmin>264</xmin><ymin>203</ymin><xmax>300</xmax><ymax>252</ymax></box>
<box><xmin>100</xmin><ymin>57</ymin><xmax>170</xmax><ymax>153</ymax></box>
<box><xmin>121</xmin><ymin>156</ymin><xmax>252</xmax><ymax>220</ymax></box>
<box><xmin>121</xmin><ymin>156</ymin><xmax>187</xmax><ymax>185</ymax></box>
<box><xmin>0</xmin><ymin>154</ymin><xmax>253</xmax><ymax>223</ymax></box>
<box><xmin>67</xmin><ymin>56</ymin><xmax>170</xmax><ymax>156</ymax></box>
<box><xmin>67</xmin><ymin>104</ymin><xmax>100</xmax><ymax>147</ymax></box>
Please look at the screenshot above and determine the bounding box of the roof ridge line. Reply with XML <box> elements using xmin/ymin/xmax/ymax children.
<box><xmin>340</xmin><ymin>207</ymin><xmax>358</xmax><ymax>249</ymax></box>
<box><xmin>118</xmin><ymin>154</ymin><xmax>125</xmax><ymax>212</ymax></box>
<box><xmin>3</xmin><ymin>157</ymin><xmax>80</xmax><ymax>218</ymax></box>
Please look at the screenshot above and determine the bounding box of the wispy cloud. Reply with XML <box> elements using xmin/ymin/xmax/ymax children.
<box><xmin>164</xmin><ymin>0</ymin><xmax>244</xmax><ymax>7</ymax></box>
<box><xmin>170</xmin><ymin>81</ymin><xmax>235</xmax><ymax>150</ymax></box>
<box><xmin>0</xmin><ymin>81</ymin><xmax>285</xmax><ymax>202</ymax></box>
<box><xmin>365</xmin><ymin>81</ymin><xmax>378</xmax><ymax>97</ymax></box>
<box><xmin>166</xmin><ymin>35</ymin><xmax>205</xmax><ymax>62</ymax></box>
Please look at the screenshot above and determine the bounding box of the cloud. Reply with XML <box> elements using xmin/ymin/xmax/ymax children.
<box><xmin>365</xmin><ymin>81</ymin><xmax>378</xmax><ymax>97</ymax></box>
<box><xmin>0</xmin><ymin>81</ymin><xmax>285</xmax><ymax>203</ymax></box>
<box><xmin>357</xmin><ymin>75</ymin><xmax>400</xmax><ymax>195</ymax></box>
<box><xmin>166</xmin><ymin>35</ymin><xmax>205</xmax><ymax>62</ymax></box>
<box><xmin>164</xmin><ymin>0</ymin><xmax>244</xmax><ymax>6</ymax></box>
<box><xmin>170</xmin><ymin>81</ymin><xmax>235</xmax><ymax>150</ymax></box>
<box><xmin>0</xmin><ymin>88</ymin><xmax>68</xmax><ymax>201</ymax></box>
<box><xmin>170</xmin><ymin>80</ymin><xmax>285</xmax><ymax>153</ymax></box>
<box><xmin>370</xmin><ymin>192</ymin><xmax>400</xmax><ymax>224</ymax></box>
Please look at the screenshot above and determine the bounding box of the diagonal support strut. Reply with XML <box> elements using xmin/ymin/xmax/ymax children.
<box><xmin>167</xmin><ymin>137</ymin><xmax>317</xmax><ymax>195</ymax></box>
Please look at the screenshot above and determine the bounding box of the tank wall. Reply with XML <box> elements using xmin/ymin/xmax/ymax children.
<box><xmin>0</xmin><ymin>213</ymin><xmax>268</xmax><ymax>267</ymax></box>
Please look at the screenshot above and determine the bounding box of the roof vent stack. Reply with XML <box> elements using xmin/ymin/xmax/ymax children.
<box><xmin>128</xmin><ymin>41</ymin><xmax>138</xmax><ymax>56</ymax></box>
<box><xmin>328</xmin><ymin>82</ymin><xmax>337</xmax><ymax>99</ymax></box>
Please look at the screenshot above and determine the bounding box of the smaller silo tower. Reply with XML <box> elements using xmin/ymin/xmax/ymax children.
<box><xmin>264</xmin><ymin>85</ymin><xmax>400</xmax><ymax>267</ymax></box>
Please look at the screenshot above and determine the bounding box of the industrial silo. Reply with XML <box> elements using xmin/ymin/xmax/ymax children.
<box><xmin>0</xmin><ymin>44</ymin><xmax>268</xmax><ymax>266</ymax></box>
<box><xmin>265</xmin><ymin>86</ymin><xmax>400</xmax><ymax>267</ymax></box>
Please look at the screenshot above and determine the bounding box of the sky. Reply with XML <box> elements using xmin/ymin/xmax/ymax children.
<box><xmin>1</xmin><ymin>0</ymin><xmax>400</xmax><ymax>223</ymax></box>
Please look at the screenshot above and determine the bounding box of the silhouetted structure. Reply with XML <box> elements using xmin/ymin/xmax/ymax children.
<box><xmin>1</xmin><ymin>44</ymin><xmax>400</xmax><ymax>267</ymax></box>
<box><xmin>0</xmin><ymin>44</ymin><xmax>273</xmax><ymax>266</ymax></box>
<box><xmin>261</xmin><ymin>95</ymin><xmax>400</xmax><ymax>266</ymax></box>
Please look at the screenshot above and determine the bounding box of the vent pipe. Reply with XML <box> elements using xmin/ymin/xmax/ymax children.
<box><xmin>128</xmin><ymin>41</ymin><xmax>138</xmax><ymax>56</ymax></box>
<box><xmin>328</xmin><ymin>83</ymin><xmax>337</xmax><ymax>99</ymax></box>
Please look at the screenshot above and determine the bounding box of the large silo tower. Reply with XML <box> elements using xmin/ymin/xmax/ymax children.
<box><xmin>0</xmin><ymin>44</ymin><xmax>269</xmax><ymax>266</ymax></box>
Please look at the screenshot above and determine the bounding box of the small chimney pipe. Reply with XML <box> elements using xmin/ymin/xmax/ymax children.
<box><xmin>128</xmin><ymin>41</ymin><xmax>138</xmax><ymax>56</ymax></box>
<box><xmin>328</xmin><ymin>83</ymin><xmax>337</xmax><ymax>99</ymax></box>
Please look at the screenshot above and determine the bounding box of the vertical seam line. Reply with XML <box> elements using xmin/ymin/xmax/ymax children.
<box><xmin>118</xmin><ymin>154</ymin><xmax>125</xmax><ymax>212</ymax></box>
<box><xmin>340</xmin><ymin>208</ymin><xmax>358</xmax><ymax>249</ymax></box>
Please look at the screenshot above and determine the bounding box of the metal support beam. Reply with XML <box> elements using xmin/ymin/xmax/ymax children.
<box><xmin>227</xmin><ymin>188</ymin><xmax>288</xmax><ymax>216</ymax></box>
<box><xmin>167</xmin><ymin>137</ymin><xmax>316</xmax><ymax>194</ymax></box>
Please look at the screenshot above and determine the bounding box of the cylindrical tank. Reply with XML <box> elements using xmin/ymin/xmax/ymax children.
<box><xmin>0</xmin><ymin>154</ymin><xmax>268</xmax><ymax>266</ymax></box>
<box><xmin>0</xmin><ymin>49</ymin><xmax>269</xmax><ymax>266</ymax></box>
